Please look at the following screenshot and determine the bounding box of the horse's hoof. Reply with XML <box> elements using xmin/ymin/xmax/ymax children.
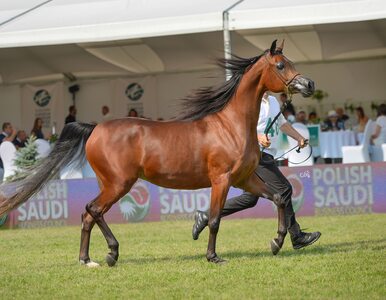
<box><xmin>207</xmin><ymin>255</ymin><xmax>227</xmax><ymax>264</ymax></box>
<box><xmin>80</xmin><ymin>260</ymin><xmax>100</xmax><ymax>268</ymax></box>
<box><xmin>270</xmin><ymin>238</ymin><xmax>281</xmax><ymax>256</ymax></box>
<box><xmin>106</xmin><ymin>254</ymin><xmax>117</xmax><ymax>267</ymax></box>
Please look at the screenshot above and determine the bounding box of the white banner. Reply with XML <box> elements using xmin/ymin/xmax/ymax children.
<box><xmin>111</xmin><ymin>77</ymin><xmax>157</xmax><ymax>119</ymax></box>
<box><xmin>21</xmin><ymin>82</ymin><xmax>64</xmax><ymax>136</ymax></box>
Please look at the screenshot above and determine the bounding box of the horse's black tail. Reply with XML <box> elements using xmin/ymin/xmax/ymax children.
<box><xmin>0</xmin><ymin>122</ymin><xmax>96</xmax><ymax>217</ymax></box>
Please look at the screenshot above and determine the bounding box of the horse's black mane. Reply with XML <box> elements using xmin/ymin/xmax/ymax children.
<box><xmin>177</xmin><ymin>51</ymin><xmax>268</xmax><ymax>121</ymax></box>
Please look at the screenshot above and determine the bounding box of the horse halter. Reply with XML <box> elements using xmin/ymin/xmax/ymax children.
<box><xmin>264</xmin><ymin>53</ymin><xmax>300</xmax><ymax>91</ymax></box>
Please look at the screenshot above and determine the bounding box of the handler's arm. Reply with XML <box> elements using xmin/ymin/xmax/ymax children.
<box><xmin>280</xmin><ymin>122</ymin><xmax>307</xmax><ymax>148</ymax></box>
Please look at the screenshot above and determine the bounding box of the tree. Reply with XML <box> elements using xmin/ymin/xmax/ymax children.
<box><xmin>6</xmin><ymin>136</ymin><xmax>39</xmax><ymax>182</ymax></box>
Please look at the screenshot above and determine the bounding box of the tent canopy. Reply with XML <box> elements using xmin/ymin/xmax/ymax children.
<box><xmin>0</xmin><ymin>0</ymin><xmax>385</xmax><ymax>84</ymax></box>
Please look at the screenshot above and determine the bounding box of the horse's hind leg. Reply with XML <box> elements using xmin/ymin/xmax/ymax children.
<box><xmin>78</xmin><ymin>177</ymin><xmax>136</xmax><ymax>267</ymax></box>
<box><xmin>85</xmin><ymin>179</ymin><xmax>137</xmax><ymax>267</ymax></box>
<box><xmin>242</xmin><ymin>173</ymin><xmax>287</xmax><ymax>255</ymax></box>
<box><xmin>79</xmin><ymin>211</ymin><xmax>97</xmax><ymax>267</ymax></box>
<box><xmin>79</xmin><ymin>178</ymin><xmax>103</xmax><ymax>267</ymax></box>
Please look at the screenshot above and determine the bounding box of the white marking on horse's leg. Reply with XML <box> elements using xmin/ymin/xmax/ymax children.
<box><xmin>271</xmin><ymin>239</ymin><xmax>280</xmax><ymax>249</ymax></box>
<box><xmin>79</xmin><ymin>260</ymin><xmax>100</xmax><ymax>268</ymax></box>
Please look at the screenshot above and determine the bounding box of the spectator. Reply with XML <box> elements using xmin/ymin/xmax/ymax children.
<box><xmin>336</xmin><ymin>107</ymin><xmax>349</xmax><ymax>122</ymax></box>
<box><xmin>283</xmin><ymin>108</ymin><xmax>295</xmax><ymax>123</ymax></box>
<box><xmin>0</xmin><ymin>122</ymin><xmax>17</xmax><ymax>144</ymax></box>
<box><xmin>308</xmin><ymin>112</ymin><xmax>320</xmax><ymax>124</ymax></box>
<box><xmin>296</xmin><ymin>111</ymin><xmax>307</xmax><ymax>125</ymax></box>
<box><xmin>31</xmin><ymin>118</ymin><xmax>45</xmax><ymax>139</ymax></box>
<box><xmin>336</xmin><ymin>107</ymin><xmax>350</xmax><ymax>129</ymax></box>
<box><xmin>355</xmin><ymin>107</ymin><xmax>369</xmax><ymax>133</ymax></box>
<box><xmin>101</xmin><ymin>105</ymin><xmax>113</xmax><ymax>122</ymax></box>
<box><xmin>13</xmin><ymin>130</ymin><xmax>28</xmax><ymax>149</ymax></box>
<box><xmin>128</xmin><ymin>109</ymin><xmax>138</xmax><ymax>117</ymax></box>
<box><xmin>65</xmin><ymin>105</ymin><xmax>77</xmax><ymax>124</ymax></box>
<box><xmin>0</xmin><ymin>122</ymin><xmax>17</xmax><ymax>170</ymax></box>
<box><xmin>279</xmin><ymin>93</ymin><xmax>296</xmax><ymax>116</ymax></box>
<box><xmin>323</xmin><ymin>110</ymin><xmax>344</xmax><ymax>131</ymax></box>
<box><xmin>371</xmin><ymin>104</ymin><xmax>386</xmax><ymax>145</ymax></box>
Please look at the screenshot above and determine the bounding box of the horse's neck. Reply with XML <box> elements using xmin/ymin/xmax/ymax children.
<box><xmin>219</xmin><ymin>68</ymin><xmax>266</xmax><ymax>139</ymax></box>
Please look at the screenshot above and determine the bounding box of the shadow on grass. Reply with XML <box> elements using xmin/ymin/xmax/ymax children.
<box><xmin>119</xmin><ymin>238</ymin><xmax>386</xmax><ymax>265</ymax></box>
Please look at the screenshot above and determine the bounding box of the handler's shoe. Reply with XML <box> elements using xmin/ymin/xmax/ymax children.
<box><xmin>192</xmin><ymin>210</ymin><xmax>209</xmax><ymax>240</ymax></box>
<box><xmin>291</xmin><ymin>231</ymin><xmax>321</xmax><ymax>249</ymax></box>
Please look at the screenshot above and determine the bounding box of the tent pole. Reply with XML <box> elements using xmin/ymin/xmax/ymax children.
<box><xmin>223</xmin><ymin>0</ymin><xmax>244</xmax><ymax>81</ymax></box>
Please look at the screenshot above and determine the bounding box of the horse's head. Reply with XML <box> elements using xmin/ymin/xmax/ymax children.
<box><xmin>261</xmin><ymin>40</ymin><xmax>314</xmax><ymax>97</ymax></box>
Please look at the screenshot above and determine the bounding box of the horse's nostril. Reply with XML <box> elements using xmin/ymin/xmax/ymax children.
<box><xmin>308</xmin><ymin>80</ymin><xmax>315</xmax><ymax>90</ymax></box>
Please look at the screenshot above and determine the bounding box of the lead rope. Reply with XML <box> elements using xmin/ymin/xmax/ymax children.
<box><xmin>260</xmin><ymin>94</ymin><xmax>313</xmax><ymax>165</ymax></box>
<box><xmin>261</xmin><ymin>94</ymin><xmax>293</xmax><ymax>156</ymax></box>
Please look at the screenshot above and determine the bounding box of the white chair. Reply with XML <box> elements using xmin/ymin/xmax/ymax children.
<box><xmin>35</xmin><ymin>139</ymin><xmax>51</xmax><ymax>159</ymax></box>
<box><xmin>371</xmin><ymin>143</ymin><xmax>386</xmax><ymax>161</ymax></box>
<box><xmin>383</xmin><ymin>144</ymin><xmax>386</xmax><ymax>161</ymax></box>
<box><xmin>0</xmin><ymin>141</ymin><xmax>17</xmax><ymax>179</ymax></box>
<box><xmin>342</xmin><ymin>120</ymin><xmax>373</xmax><ymax>164</ymax></box>
<box><xmin>287</xmin><ymin>122</ymin><xmax>314</xmax><ymax>167</ymax></box>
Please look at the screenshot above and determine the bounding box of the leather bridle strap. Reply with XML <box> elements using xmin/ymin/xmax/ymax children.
<box><xmin>263</xmin><ymin>54</ymin><xmax>300</xmax><ymax>87</ymax></box>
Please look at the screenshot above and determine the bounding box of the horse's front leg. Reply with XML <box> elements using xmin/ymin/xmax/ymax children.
<box><xmin>242</xmin><ymin>172</ymin><xmax>287</xmax><ymax>255</ymax></box>
<box><xmin>206</xmin><ymin>173</ymin><xmax>231</xmax><ymax>264</ymax></box>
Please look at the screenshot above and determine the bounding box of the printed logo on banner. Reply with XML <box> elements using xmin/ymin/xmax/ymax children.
<box><xmin>159</xmin><ymin>188</ymin><xmax>210</xmax><ymax>221</ymax></box>
<box><xmin>271</xmin><ymin>174</ymin><xmax>304</xmax><ymax>213</ymax></box>
<box><xmin>17</xmin><ymin>181</ymin><xmax>68</xmax><ymax>228</ymax></box>
<box><xmin>313</xmin><ymin>165</ymin><xmax>373</xmax><ymax>215</ymax></box>
<box><xmin>33</xmin><ymin>89</ymin><xmax>51</xmax><ymax>107</ymax></box>
<box><xmin>288</xmin><ymin>174</ymin><xmax>305</xmax><ymax>212</ymax></box>
<box><xmin>119</xmin><ymin>181</ymin><xmax>150</xmax><ymax>222</ymax></box>
<box><xmin>125</xmin><ymin>83</ymin><xmax>144</xmax><ymax>101</ymax></box>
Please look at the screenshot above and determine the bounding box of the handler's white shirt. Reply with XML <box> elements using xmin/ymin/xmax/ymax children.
<box><xmin>257</xmin><ymin>95</ymin><xmax>287</xmax><ymax>157</ymax></box>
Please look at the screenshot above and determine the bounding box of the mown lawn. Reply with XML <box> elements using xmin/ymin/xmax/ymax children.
<box><xmin>0</xmin><ymin>214</ymin><xmax>385</xmax><ymax>299</ymax></box>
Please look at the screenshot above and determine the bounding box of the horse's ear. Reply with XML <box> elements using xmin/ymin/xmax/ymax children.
<box><xmin>270</xmin><ymin>40</ymin><xmax>277</xmax><ymax>55</ymax></box>
<box><xmin>277</xmin><ymin>39</ymin><xmax>285</xmax><ymax>52</ymax></box>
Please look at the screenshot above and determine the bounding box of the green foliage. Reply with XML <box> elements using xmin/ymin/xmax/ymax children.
<box><xmin>311</xmin><ymin>89</ymin><xmax>328</xmax><ymax>102</ymax></box>
<box><xmin>49</xmin><ymin>133</ymin><xmax>58</xmax><ymax>144</ymax></box>
<box><xmin>6</xmin><ymin>136</ymin><xmax>39</xmax><ymax>182</ymax></box>
<box><xmin>0</xmin><ymin>214</ymin><xmax>384</xmax><ymax>299</ymax></box>
<box><xmin>371</xmin><ymin>102</ymin><xmax>379</xmax><ymax>112</ymax></box>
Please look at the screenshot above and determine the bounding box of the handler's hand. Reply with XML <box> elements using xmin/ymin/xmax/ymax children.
<box><xmin>258</xmin><ymin>134</ymin><xmax>271</xmax><ymax>148</ymax></box>
<box><xmin>298</xmin><ymin>138</ymin><xmax>308</xmax><ymax>149</ymax></box>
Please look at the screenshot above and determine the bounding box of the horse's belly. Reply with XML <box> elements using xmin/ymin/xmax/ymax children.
<box><xmin>142</xmin><ymin>173</ymin><xmax>211</xmax><ymax>190</ymax></box>
<box><xmin>141</xmin><ymin>159</ymin><xmax>211</xmax><ymax>190</ymax></box>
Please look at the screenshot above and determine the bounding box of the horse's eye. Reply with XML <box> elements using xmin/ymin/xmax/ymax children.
<box><xmin>276</xmin><ymin>61</ymin><xmax>285</xmax><ymax>70</ymax></box>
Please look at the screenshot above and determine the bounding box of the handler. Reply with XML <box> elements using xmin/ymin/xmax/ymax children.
<box><xmin>192</xmin><ymin>92</ymin><xmax>321</xmax><ymax>250</ymax></box>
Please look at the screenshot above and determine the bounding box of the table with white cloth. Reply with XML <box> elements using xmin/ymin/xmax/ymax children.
<box><xmin>318</xmin><ymin>130</ymin><xmax>356</xmax><ymax>158</ymax></box>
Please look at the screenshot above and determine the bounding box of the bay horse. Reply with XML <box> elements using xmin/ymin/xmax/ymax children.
<box><xmin>0</xmin><ymin>40</ymin><xmax>314</xmax><ymax>266</ymax></box>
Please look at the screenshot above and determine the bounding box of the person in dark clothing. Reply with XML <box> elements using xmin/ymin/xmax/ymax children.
<box><xmin>31</xmin><ymin>118</ymin><xmax>45</xmax><ymax>139</ymax></box>
<box><xmin>65</xmin><ymin>105</ymin><xmax>77</xmax><ymax>124</ymax></box>
<box><xmin>322</xmin><ymin>110</ymin><xmax>345</xmax><ymax>131</ymax></box>
<box><xmin>13</xmin><ymin>130</ymin><xmax>27</xmax><ymax>149</ymax></box>
<box><xmin>280</xmin><ymin>93</ymin><xmax>296</xmax><ymax>116</ymax></box>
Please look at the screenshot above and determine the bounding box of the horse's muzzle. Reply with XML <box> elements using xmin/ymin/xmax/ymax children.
<box><xmin>289</xmin><ymin>76</ymin><xmax>315</xmax><ymax>97</ymax></box>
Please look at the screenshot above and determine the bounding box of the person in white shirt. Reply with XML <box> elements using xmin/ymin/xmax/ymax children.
<box><xmin>192</xmin><ymin>93</ymin><xmax>321</xmax><ymax>251</ymax></box>
<box><xmin>371</xmin><ymin>104</ymin><xmax>386</xmax><ymax>145</ymax></box>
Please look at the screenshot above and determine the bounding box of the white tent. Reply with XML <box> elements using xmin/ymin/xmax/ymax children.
<box><xmin>0</xmin><ymin>0</ymin><xmax>385</xmax><ymax>84</ymax></box>
<box><xmin>0</xmin><ymin>0</ymin><xmax>385</xmax><ymax>126</ymax></box>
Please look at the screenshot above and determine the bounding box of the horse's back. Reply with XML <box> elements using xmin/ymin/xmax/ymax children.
<box><xmin>85</xmin><ymin>118</ymin><xmax>212</xmax><ymax>188</ymax></box>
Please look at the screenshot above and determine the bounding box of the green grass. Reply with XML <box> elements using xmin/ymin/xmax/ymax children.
<box><xmin>0</xmin><ymin>214</ymin><xmax>385</xmax><ymax>299</ymax></box>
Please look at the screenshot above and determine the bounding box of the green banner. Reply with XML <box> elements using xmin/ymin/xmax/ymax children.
<box><xmin>307</xmin><ymin>125</ymin><xmax>320</xmax><ymax>147</ymax></box>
